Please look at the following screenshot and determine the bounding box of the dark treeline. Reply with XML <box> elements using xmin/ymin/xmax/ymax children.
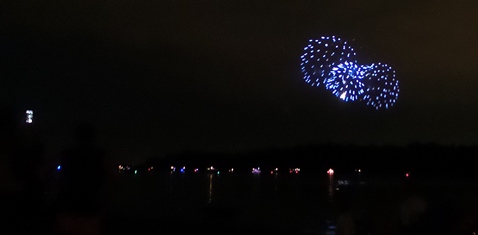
<box><xmin>140</xmin><ymin>143</ymin><xmax>478</xmax><ymax>180</ymax></box>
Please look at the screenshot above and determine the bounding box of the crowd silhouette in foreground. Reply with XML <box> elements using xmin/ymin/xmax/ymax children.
<box><xmin>1</xmin><ymin>105</ymin><xmax>478</xmax><ymax>235</ymax></box>
<box><xmin>0</xmin><ymin>107</ymin><xmax>107</xmax><ymax>235</ymax></box>
<box><xmin>0</xmin><ymin>107</ymin><xmax>47</xmax><ymax>234</ymax></box>
<box><xmin>53</xmin><ymin>121</ymin><xmax>107</xmax><ymax>235</ymax></box>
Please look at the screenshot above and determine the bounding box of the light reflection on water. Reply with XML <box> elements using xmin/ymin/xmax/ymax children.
<box><xmin>115</xmin><ymin>171</ymin><xmax>478</xmax><ymax>234</ymax></box>
<box><xmin>151</xmin><ymin>170</ymin><xmax>337</xmax><ymax>232</ymax></box>
<box><xmin>208</xmin><ymin>173</ymin><xmax>213</xmax><ymax>203</ymax></box>
<box><xmin>119</xmin><ymin>170</ymin><xmax>359</xmax><ymax>231</ymax></box>
<box><xmin>328</xmin><ymin>174</ymin><xmax>334</xmax><ymax>201</ymax></box>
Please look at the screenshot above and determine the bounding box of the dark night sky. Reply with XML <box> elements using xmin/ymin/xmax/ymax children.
<box><xmin>2</xmin><ymin>0</ymin><xmax>478</xmax><ymax>163</ymax></box>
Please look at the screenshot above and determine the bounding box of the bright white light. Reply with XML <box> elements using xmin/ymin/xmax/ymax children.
<box><xmin>340</xmin><ymin>92</ymin><xmax>347</xmax><ymax>100</ymax></box>
<box><xmin>26</xmin><ymin>110</ymin><xmax>33</xmax><ymax>123</ymax></box>
<box><xmin>327</xmin><ymin>168</ymin><xmax>334</xmax><ymax>175</ymax></box>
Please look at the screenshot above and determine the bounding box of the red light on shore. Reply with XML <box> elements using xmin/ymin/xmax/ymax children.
<box><xmin>405</xmin><ymin>172</ymin><xmax>410</xmax><ymax>177</ymax></box>
<box><xmin>327</xmin><ymin>168</ymin><xmax>334</xmax><ymax>175</ymax></box>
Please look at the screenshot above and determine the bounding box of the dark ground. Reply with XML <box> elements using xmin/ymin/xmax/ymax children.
<box><xmin>88</xmin><ymin>172</ymin><xmax>478</xmax><ymax>234</ymax></box>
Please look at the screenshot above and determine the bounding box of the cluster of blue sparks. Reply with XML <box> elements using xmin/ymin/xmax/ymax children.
<box><xmin>300</xmin><ymin>36</ymin><xmax>399</xmax><ymax>109</ymax></box>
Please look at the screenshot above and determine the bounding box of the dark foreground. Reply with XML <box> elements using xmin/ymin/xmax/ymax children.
<box><xmin>6</xmin><ymin>172</ymin><xmax>478</xmax><ymax>235</ymax></box>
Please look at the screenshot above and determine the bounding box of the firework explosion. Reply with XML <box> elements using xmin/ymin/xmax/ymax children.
<box><xmin>300</xmin><ymin>36</ymin><xmax>399</xmax><ymax>109</ymax></box>
<box><xmin>300</xmin><ymin>36</ymin><xmax>357</xmax><ymax>87</ymax></box>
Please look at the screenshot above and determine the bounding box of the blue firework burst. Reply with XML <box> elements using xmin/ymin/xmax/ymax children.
<box><xmin>324</xmin><ymin>61</ymin><xmax>374</xmax><ymax>102</ymax></box>
<box><xmin>362</xmin><ymin>63</ymin><xmax>400</xmax><ymax>110</ymax></box>
<box><xmin>299</xmin><ymin>36</ymin><xmax>400</xmax><ymax>109</ymax></box>
<box><xmin>300</xmin><ymin>36</ymin><xmax>357</xmax><ymax>87</ymax></box>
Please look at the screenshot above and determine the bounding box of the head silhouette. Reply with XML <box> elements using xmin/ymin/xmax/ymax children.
<box><xmin>0</xmin><ymin>107</ymin><xmax>16</xmax><ymax>139</ymax></box>
<box><xmin>74</xmin><ymin>122</ymin><xmax>96</xmax><ymax>146</ymax></box>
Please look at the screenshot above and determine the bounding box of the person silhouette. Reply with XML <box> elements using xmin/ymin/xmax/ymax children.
<box><xmin>55</xmin><ymin>121</ymin><xmax>107</xmax><ymax>235</ymax></box>
<box><xmin>0</xmin><ymin>106</ymin><xmax>47</xmax><ymax>234</ymax></box>
<box><xmin>0</xmin><ymin>107</ymin><xmax>25</xmax><ymax>235</ymax></box>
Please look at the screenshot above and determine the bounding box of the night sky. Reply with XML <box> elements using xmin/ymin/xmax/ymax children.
<box><xmin>2</xmin><ymin>0</ymin><xmax>478</xmax><ymax>163</ymax></box>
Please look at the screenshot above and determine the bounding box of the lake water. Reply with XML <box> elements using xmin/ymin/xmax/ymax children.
<box><xmin>101</xmin><ymin>170</ymin><xmax>478</xmax><ymax>235</ymax></box>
